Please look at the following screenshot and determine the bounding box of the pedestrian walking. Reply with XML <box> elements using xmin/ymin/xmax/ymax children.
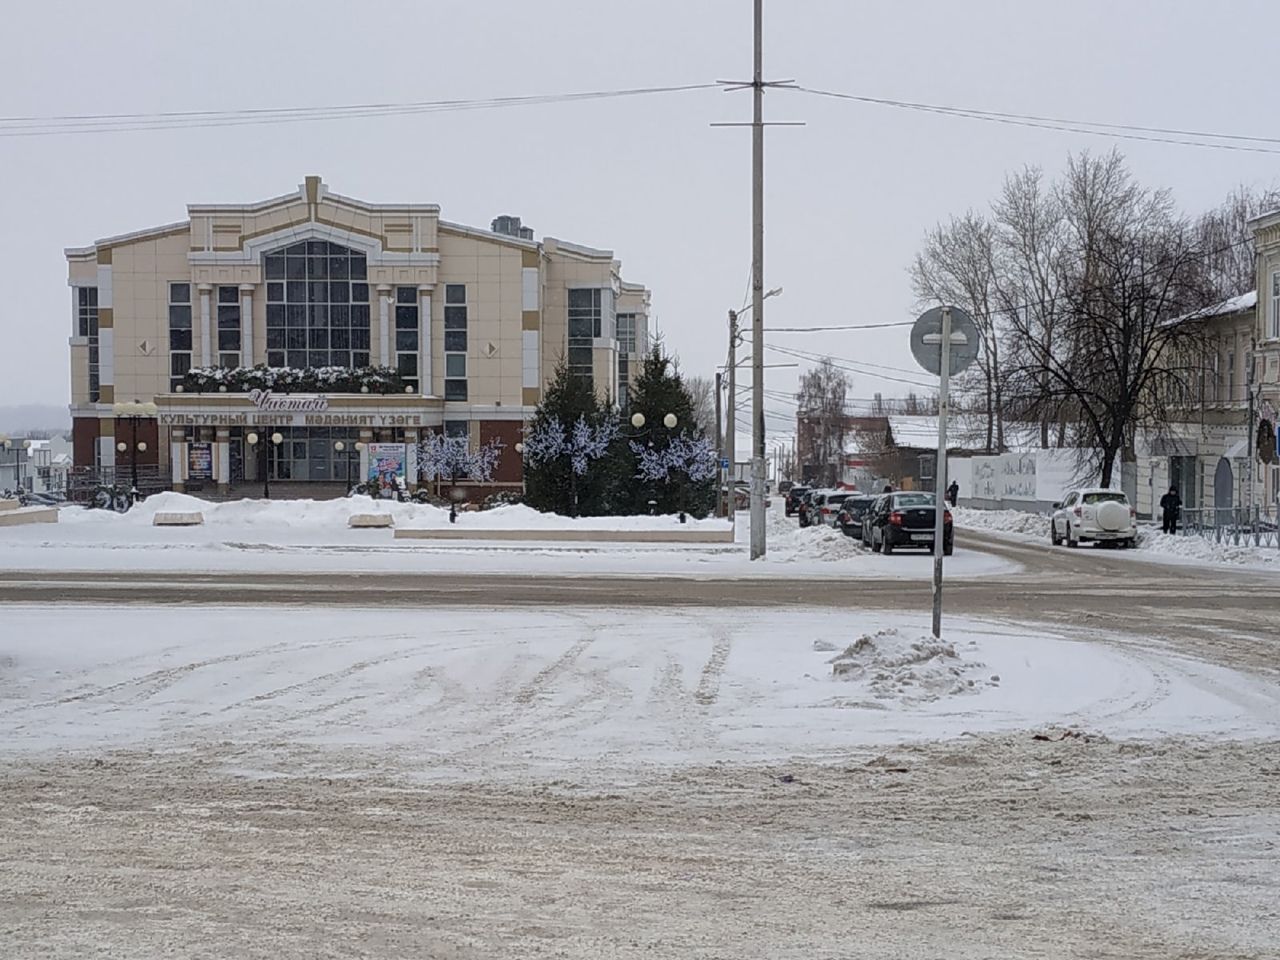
<box><xmin>1159</xmin><ymin>485</ymin><xmax>1181</xmax><ymax>535</ymax></box>
<box><xmin>947</xmin><ymin>480</ymin><xmax>959</xmax><ymax>507</ymax></box>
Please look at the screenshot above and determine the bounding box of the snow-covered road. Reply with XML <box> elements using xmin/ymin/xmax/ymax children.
<box><xmin>4</xmin><ymin>604</ymin><xmax>1277</xmax><ymax>780</ymax></box>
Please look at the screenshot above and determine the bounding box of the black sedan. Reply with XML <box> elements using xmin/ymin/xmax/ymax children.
<box><xmin>835</xmin><ymin>494</ymin><xmax>876</xmax><ymax>539</ymax></box>
<box><xmin>863</xmin><ymin>492</ymin><xmax>953</xmax><ymax>555</ymax></box>
<box><xmin>785</xmin><ymin>485</ymin><xmax>810</xmax><ymax>517</ymax></box>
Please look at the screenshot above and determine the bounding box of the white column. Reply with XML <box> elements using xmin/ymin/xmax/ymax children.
<box><xmin>240</xmin><ymin>284</ymin><xmax>255</xmax><ymax>368</ymax></box>
<box><xmin>377</xmin><ymin>285</ymin><xmax>392</xmax><ymax>367</ymax></box>
<box><xmin>198</xmin><ymin>284</ymin><xmax>212</xmax><ymax>367</ymax></box>
<box><xmin>171</xmin><ymin>430</ymin><xmax>186</xmax><ymax>491</ymax></box>
<box><xmin>418</xmin><ymin>287</ymin><xmax>432</xmax><ymax>396</ymax></box>
<box><xmin>215</xmin><ymin>428</ymin><xmax>231</xmax><ymax>491</ymax></box>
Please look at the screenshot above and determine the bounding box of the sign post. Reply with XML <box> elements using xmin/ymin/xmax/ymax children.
<box><xmin>911</xmin><ymin>305</ymin><xmax>980</xmax><ymax>639</ymax></box>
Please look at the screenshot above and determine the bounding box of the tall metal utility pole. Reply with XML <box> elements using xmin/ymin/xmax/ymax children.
<box><xmin>713</xmin><ymin>0</ymin><xmax>799</xmax><ymax>554</ymax></box>
<box><xmin>748</xmin><ymin>0</ymin><xmax>768</xmax><ymax>559</ymax></box>
<box><xmin>726</xmin><ymin>309</ymin><xmax>738</xmax><ymax>507</ymax></box>
<box><xmin>714</xmin><ymin>369</ymin><xmax>724</xmax><ymax>516</ymax></box>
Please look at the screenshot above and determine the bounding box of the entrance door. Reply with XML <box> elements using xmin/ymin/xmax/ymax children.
<box><xmin>1214</xmin><ymin>457</ymin><xmax>1234</xmax><ymax>511</ymax></box>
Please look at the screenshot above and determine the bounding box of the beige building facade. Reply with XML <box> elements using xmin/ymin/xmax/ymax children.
<box><xmin>66</xmin><ymin>177</ymin><xmax>649</xmax><ymax>492</ymax></box>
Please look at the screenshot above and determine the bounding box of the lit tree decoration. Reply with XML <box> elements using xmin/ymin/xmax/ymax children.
<box><xmin>632</xmin><ymin>433</ymin><xmax>718</xmax><ymax>484</ymax></box>
<box><xmin>417</xmin><ymin>433</ymin><xmax>504</xmax><ymax>484</ymax></box>
<box><xmin>523</xmin><ymin>414</ymin><xmax>618</xmax><ymax>476</ymax></box>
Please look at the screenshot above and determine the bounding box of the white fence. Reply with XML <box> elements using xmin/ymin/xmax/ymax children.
<box><xmin>948</xmin><ymin>450</ymin><xmax>1118</xmax><ymax>512</ymax></box>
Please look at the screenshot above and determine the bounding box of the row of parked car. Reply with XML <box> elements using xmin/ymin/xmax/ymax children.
<box><xmin>782</xmin><ymin>484</ymin><xmax>953</xmax><ymax>555</ymax></box>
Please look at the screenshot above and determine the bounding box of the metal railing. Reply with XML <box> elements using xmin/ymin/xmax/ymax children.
<box><xmin>1178</xmin><ymin>506</ymin><xmax>1279</xmax><ymax>549</ymax></box>
<box><xmin>66</xmin><ymin>466</ymin><xmax>170</xmax><ymax>504</ymax></box>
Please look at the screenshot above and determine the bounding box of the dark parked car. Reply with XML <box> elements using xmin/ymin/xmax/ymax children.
<box><xmin>835</xmin><ymin>494</ymin><xmax>876</xmax><ymax>539</ymax></box>
<box><xmin>785</xmin><ymin>484</ymin><xmax>811</xmax><ymax>518</ymax></box>
<box><xmin>863</xmin><ymin>491</ymin><xmax>953</xmax><ymax>555</ymax></box>
<box><xmin>797</xmin><ymin>489</ymin><xmax>822</xmax><ymax>528</ymax></box>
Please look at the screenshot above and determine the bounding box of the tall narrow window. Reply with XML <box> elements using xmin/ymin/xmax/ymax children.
<box><xmin>567</xmin><ymin>288</ymin><xmax>600</xmax><ymax>385</ymax></box>
<box><xmin>264</xmin><ymin>241</ymin><xmax>370</xmax><ymax>369</ymax></box>
<box><xmin>168</xmin><ymin>283</ymin><xmax>192</xmax><ymax>391</ymax></box>
<box><xmin>395</xmin><ymin>286</ymin><xmax>420</xmax><ymax>392</ymax></box>
<box><xmin>444</xmin><ymin>283</ymin><xmax>467</xmax><ymax>401</ymax></box>
<box><xmin>616</xmin><ymin>313</ymin><xmax>637</xmax><ymax>353</ymax></box>
<box><xmin>1272</xmin><ymin>272</ymin><xmax>1280</xmax><ymax>339</ymax></box>
<box><xmin>1227</xmin><ymin>350</ymin><xmax>1235</xmax><ymax>403</ymax></box>
<box><xmin>77</xmin><ymin>287</ymin><xmax>100</xmax><ymax>402</ymax></box>
<box><xmin>217</xmin><ymin>285</ymin><xmax>241</xmax><ymax>368</ymax></box>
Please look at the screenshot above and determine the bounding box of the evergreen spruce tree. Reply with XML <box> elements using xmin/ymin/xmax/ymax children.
<box><xmin>616</xmin><ymin>346</ymin><xmax>717</xmax><ymax>517</ymax></box>
<box><xmin>521</xmin><ymin>358</ymin><xmax>617</xmax><ymax>516</ymax></box>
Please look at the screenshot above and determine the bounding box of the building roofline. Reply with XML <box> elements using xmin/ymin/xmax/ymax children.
<box><xmin>545</xmin><ymin>236</ymin><xmax>614</xmax><ymax>260</ymax></box>
<box><xmin>438</xmin><ymin>219</ymin><xmax>539</xmax><ymax>251</ymax></box>
<box><xmin>64</xmin><ymin>219</ymin><xmax>191</xmax><ymax>258</ymax></box>
<box><xmin>1247</xmin><ymin>208</ymin><xmax>1280</xmax><ymax>230</ymax></box>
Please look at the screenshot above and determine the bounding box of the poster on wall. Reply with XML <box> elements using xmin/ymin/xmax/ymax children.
<box><xmin>188</xmin><ymin>442</ymin><xmax>213</xmax><ymax>480</ymax></box>
<box><xmin>367</xmin><ymin>443</ymin><xmax>407</xmax><ymax>498</ymax></box>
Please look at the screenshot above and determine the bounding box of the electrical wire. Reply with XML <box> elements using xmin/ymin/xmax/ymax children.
<box><xmin>0</xmin><ymin>83</ymin><xmax>719</xmax><ymax>138</ymax></box>
<box><xmin>767</xmin><ymin>320</ymin><xmax>915</xmax><ymax>332</ymax></box>
<box><xmin>793</xmin><ymin>86</ymin><xmax>1280</xmax><ymax>156</ymax></box>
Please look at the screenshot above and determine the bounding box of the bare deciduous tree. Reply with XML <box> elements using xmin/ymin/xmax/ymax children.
<box><xmin>796</xmin><ymin>358</ymin><xmax>850</xmax><ymax>487</ymax></box>
<box><xmin>1193</xmin><ymin>183</ymin><xmax>1280</xmax><ymax>301</ymax></box>
<box><xmin>683</xmin><ymin>375</ymin><xmax>716</xmax><ymax>440</ymax></box>
<box><xmin>1003</xmin><ymin>152</ymin><xmax>1211</xmax><ymax>487</ymax></box>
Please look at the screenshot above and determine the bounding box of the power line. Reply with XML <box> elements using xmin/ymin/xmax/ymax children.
<box><xmin>0</xmin><ymin>83</ymin><xmax>719</xmax><ymax>138</ymax></box>
<box><xmin>766</xmin><ymin>320</ymin><xmax>915</xmax><ymax>332</ymax></box>
<box><xmin>793</xmin><ymin>86</ymin><xmax>1280</xmax><ymax>156</ymax></box>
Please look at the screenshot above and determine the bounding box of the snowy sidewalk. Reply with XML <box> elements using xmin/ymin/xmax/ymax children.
<box><xmin>0</xmin><ymin>494</ymin><xmax>1018</xmax><ymax>580</ymax></box>
<box><xmin>953</xmin><ymin>505</ymin><xmax>1280</xmax><ymax>572</ymax></box>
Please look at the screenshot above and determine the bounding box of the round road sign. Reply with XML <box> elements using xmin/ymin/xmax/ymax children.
<box><xmin>910</xmin><ymin>306</ymin><xmax>980</xmax><ymax>377</ymax></box>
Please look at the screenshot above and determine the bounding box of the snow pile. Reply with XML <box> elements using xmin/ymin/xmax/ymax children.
<box><xmin>765</xmin><ymin>510</ymin><xmax>864</xmax><ymax>562</ymax></box>
<box><xmin>952</xmin><ymin>506</ymin><xmax>1047</xmax><ymax>537</ymax></box>
<box><xmin>1136</xmin><ymin>529</ymin><xmax>1279</xmax><ymax>567</ymax></box>
<box><xmin>59</xmin><ymin>492</ymin><xmax>731</xmax><ymax>534</ymax></box>
<box><xmin>954</xmin><ymin>503</ymin><xmax>1280</xmax><ymax>567</ymax></box>
<box><xmin>824</xmin><ymin>629</ymin><xmax>995</xmax><ymax>703</ymax></box>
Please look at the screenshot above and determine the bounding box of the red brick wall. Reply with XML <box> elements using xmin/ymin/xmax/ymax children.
<box><xmin>72</xmin><ymin>418</ymin><xmax>98</xmax><ymax>468</ymax></box>
<box><xmin>113</xmin><ymin>418</ymin><xmax>160</xmax><ymax>466</ymax></box>
<box><xmin>478</xmin><ymin>420</ymin><xmax>525</xmax><ymax>484</ymax></box>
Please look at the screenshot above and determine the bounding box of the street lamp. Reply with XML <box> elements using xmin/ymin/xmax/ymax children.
<box><xmin>627</xmin><ymin>412</ymin><xmax>684</xmax><ymax>519</ymax></box>
<box><xmin>335</xmin><ymin>439</ymin><xmax>361</xmax><ymax>491</ymax></box>
<box><xmin>112</xmin><ymin>400</ymin><xmax>158</xmax><ymax>493</ymax></box>
<box><xmin>247</xmin><ymin>430</ymin><xmax>284</xmax><ymax>499</ymax></box>
<box><xmin>0</xmin><ymin>435</ymin><xmax>21</xmax><ymax>492</ymax></box>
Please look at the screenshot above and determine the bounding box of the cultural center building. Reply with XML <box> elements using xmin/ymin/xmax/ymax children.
<box><xmin>65</xmin><ymin>177</ymin><xmax>650</xmax><ymax>493</ymax></box>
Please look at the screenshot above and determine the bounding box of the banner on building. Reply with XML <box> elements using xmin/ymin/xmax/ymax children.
<box><xmin>367</xmin><ymin>443</ymin><xmax>407</xmax><ymax>498</ymax></box>
<box><xmin>188</xmin><ymin>442</ymin><xmax>213</xmax><ymax>480</ymax></box>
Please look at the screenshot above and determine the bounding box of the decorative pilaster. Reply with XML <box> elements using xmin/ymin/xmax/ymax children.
<box><xmin>198</xmin><ymin>284</ymin><xmax>213</xmax><ymax>367</ymax></box>
<box><xmin>418</xmin><ymin>287</ymin><xmax>433</xmax><ymax>396</ymax></box>
<box><xmin>377</xmin><ymin>285</ymin><xmax>392</xmax><ymax>367</ymax></box>
<box><xmin>239</xmin><ymin>284</ymin><xmax>255</xmax><ymax>367</ymax></box>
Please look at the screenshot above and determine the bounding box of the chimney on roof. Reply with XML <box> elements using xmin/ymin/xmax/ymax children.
<box><xmin>491</xmin><ymin>215</ymin><xmax>534</xmax><ymax>240</ymax></box>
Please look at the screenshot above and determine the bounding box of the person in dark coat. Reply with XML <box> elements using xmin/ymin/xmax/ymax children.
<box><xmin>1159</xmin><ymin>485</ymin><xmax>1182</xmax><ymax>535</ymax></box>
<box><xmin>882</xmin><ymin>484</ymin><xmax>893</xmax><ymax>494</ymax></box>
<box><xmin>947</xmin><ymin>480</ymin><xmax>959</xmax><ymax>507</ymax></box>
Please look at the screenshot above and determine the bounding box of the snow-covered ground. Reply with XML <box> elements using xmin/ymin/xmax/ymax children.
<box><xmin>0</xmin><ymin>493</ymin><xmax>1018</xmax><ymax>580</ymax></box>
<box><xmin>3</xmin><ymin>604</ymin><xmax>1276</xmax><ymax>781</ymax></box>
<box><xmin>954</xmin><ymin>505</ymin><xmax>1280</xmax><ymax>570</ymax></box>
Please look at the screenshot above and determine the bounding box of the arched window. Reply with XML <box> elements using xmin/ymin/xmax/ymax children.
<box><xmin>263</xmin><ymin>240</ymin><xmax>371</xmax><ymax>370</ymax></box>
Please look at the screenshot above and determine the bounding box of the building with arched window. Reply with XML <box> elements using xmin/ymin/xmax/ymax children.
<box><xmin>65</xmin><ymin>177</ymin><xmax>650</xmax><ymax>495</ymax></box>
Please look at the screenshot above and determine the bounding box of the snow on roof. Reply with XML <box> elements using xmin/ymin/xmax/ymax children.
<box><xmin>1169</xmin><ymin>290</ymin><xmax>1257</xmax><ymax>326</ymax></box>
<box><xmin>885</xmin><ymin>415</ymin><xmax>1046</xmax><ymax>452</ymax></box>
<box><xmin>886</xmin><ymin>416</ymin><xmax>941</xmax><ymax>448</ymax></box>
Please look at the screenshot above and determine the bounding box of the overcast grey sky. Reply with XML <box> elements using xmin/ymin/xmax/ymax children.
<box><xmin>2</xmin><ymin>0</ymin><xmax>1277</xmax><ymax>435</ymax></box>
